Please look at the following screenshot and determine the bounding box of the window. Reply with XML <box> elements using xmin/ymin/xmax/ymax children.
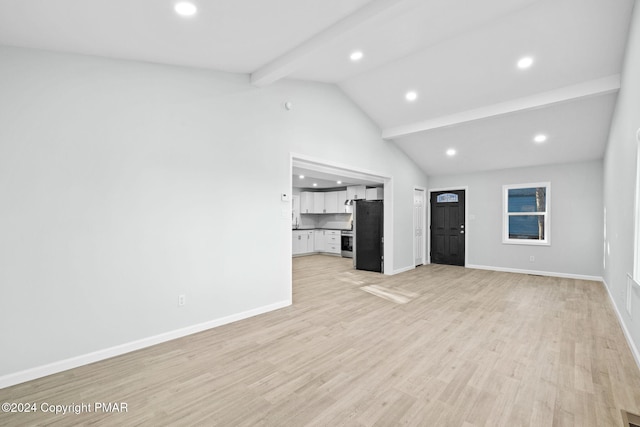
<box><xmin>436</xmin><ymin>193</ymin><xmax>459</xmax><ymax>203</ymax></box>
<box><xmin>503</xmin><ymin>182</ymin><xmax>550</xmax><ymax>245</ymax></box>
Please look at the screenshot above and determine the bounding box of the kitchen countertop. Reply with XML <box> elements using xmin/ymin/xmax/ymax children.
<box><xmin>292</xmin><ymin>228</ymin><xmax>352</xmax><ymax>231</ymax></box>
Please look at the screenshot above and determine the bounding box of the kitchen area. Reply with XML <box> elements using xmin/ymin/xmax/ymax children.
<box><xmin>292</xmin><ymin>169</ymin><xmax>384</xmax><ymax>273</ymax></box>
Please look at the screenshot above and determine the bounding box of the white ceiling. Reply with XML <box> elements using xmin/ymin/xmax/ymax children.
<box><xmin>292</xmin><ymin>166</ymin><xmax>380</xmax><ymax>190</ymax></box>
<box><xmin>0</xmin><ymin>0</ymin><xmax>634</xmax><ymax>176</ymax></box>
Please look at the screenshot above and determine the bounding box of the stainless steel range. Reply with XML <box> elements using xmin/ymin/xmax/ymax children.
<box><xmin>341</xmin><ymin>230</ymin><xmax>353</xmax><ymax>258</ymax></box>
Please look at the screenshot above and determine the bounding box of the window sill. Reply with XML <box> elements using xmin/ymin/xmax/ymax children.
<box><xmin>502</xmin><ymin>239</ymin><xmax>550</xmax><ymax>246</ymax></box>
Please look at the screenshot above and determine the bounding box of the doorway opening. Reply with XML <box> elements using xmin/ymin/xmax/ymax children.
<box><xmin>290</xmin><ymin>154</ymin><xmax>392</xmax><ymax>286</ymax></box>
<box><xmin>429</xmin><ymin>188</ymin><xmax>467</xmax><ymax>266</ymax></box>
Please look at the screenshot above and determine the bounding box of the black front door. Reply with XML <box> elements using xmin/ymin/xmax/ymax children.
<box><xmin>430</xmin><ymin>190</ymin><xmax>465</xmax><ymax>266</ymax></box>
<box><xmin>355</xmin><ymin>200</ymin><xmax>383</xmax><ymax>273</ymax></box>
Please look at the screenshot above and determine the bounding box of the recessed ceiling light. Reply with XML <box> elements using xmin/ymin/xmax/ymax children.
<box><xmin>350</xmin><ymin>51</ymin><xmax>363</xmax><ymax>62</ymax></box>
<box><xmin>312</xmin><ymin>183</ymin><xmax>318</xmax><ymax>187</ymax></box>
<box><xmin>175</xmin><ymin>2</ymin><xmax>197</xmax><ymax>17</ymax></box>
<box><xmin>337</xmin><ymin>181</ymin><xmax>342</xmax><ymax>184</ymax></box>
<box><xmin>534</xmin><ymin>134</ymin><xmax>547</xmax><ymax>143</ymax></box>
<box><xmin>517</xmin><ymin>56</ymin><xmax>534</xmax><ymax>69</ymax></box>
<box><xmin>446</xmin><ymin>148</ymin><xmax>456</xmax><ymax>156</ymax></box>
<box><xmin>298</xmin><ymin>175</ymin><xmax>305</xmax><ymax>179</ymax></box>
<box><xmin>405</xmin><ymin>91</ymin><xmax>418</xmax><ymax>102</ymax></box>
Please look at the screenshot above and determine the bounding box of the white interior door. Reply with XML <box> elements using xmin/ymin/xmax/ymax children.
<box><xmin>414</xmin><ymin>188</ymin><xmax>425</xmax><ymax>266</ymax></box>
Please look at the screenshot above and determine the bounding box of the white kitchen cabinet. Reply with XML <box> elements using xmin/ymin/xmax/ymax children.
<box><xmin>313</xmin><ymin>192</ymin><xmax>325</xmax><ymax>214</ymax></box>
<box><xmin>292</xmin><ymin>230</ymin><xmax>314</xmax><ymax>255</ymax></box>
<box><xmin>314</xmin><ymin>230</ymin><xmax>325</xmax><ymax>252</ymax></box>
<box><xmin>325</xmin><ymin>243</ymin><xmax>341</xmax><ymax>254</ymax></box>
<box><xmin>365</xmin><ymin>187</ymin><xmax>384</xmax><ymax>200</ymax></box>
<box><xmin>296</xmin><ymin>229</ymin><xmax>341</xmax><ymax>256</ymax></box>
<box><xmin>324</xmin><ymin>230</ymin><xmax>342</xmax><ymax>254</ymax></box>
<box><xmin>323</xmin><ymin>230</ymin><xmax>341</xmax><ymax>255</ymax></box>
<box><xmin>306</xmin><ymin>230</ymin><xmax>341</xmax><ymax>255</ymax></box>
<box><xmin>292</xmin><ymin>231</ymin><xmax>303</xmax><ymax>255</ymax></box>
<box><xmin>300</xmin><ymin>192</ymin><xmax>314</xmax><ymax>214</ymax></box>
<box><xmin>347</xmin><ymin>185</ymin><xmax>366</xmax><ymax>200</ymax></box>
<box><xmin>300</xmin><ymin>190</ymin><xmax>353</xmax><ymax>214</ymax></box>
<box><xmin>324</xmin><ymin>191</ymin><xmax>339</xmax><ymax>213</ymax></box>
<box><xmin>305</xmin><ymin>231</ymin><xmax>314</xmax><ymax>253</ymax></box>
<box><xmin>337</xmin><ymin>191</ymin><xmax>347</xmax><ymax>212</ymax></box>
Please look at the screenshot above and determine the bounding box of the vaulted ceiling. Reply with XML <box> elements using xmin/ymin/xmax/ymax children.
<box><xmin>0</xmin><ymin>0</ymin><xmax>634</xmax><ymax>176</ymax></box>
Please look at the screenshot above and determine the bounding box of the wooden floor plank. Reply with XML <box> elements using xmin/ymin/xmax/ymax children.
<box><xmin>1</xmin><ymin>255</ymin><xmax>639</xmax><ymax>426</ymax></box>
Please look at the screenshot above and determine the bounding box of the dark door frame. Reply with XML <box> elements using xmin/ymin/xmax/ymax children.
<box><xmin>428</xmin><ymin>186</ymin><xmax>468</xmax><ymax>266</ymax></box>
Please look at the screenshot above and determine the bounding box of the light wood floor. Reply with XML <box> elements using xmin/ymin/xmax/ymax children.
<box><xmin>2</xmin><ymin>255</ymin><xmax>640</xmax><ymax>426</ymax></box>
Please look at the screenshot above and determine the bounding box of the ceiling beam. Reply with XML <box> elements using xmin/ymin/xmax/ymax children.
<box><xmin>382</xmin><ymin>74</ymin><xmax>621</xmax><ymax>140</ymax></box>
<box><xmin>250</xmin><ymin>0</ymin><xmax>415</xmax><ymax>87</ymax></box>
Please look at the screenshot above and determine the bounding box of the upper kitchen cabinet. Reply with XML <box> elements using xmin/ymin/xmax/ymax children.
<box><xmin>347</xmin><ymin>185</ymin><xmax>366</xmax><ymax>200</ymax></box>
<box><xmin>324</xmin><ymin>191</ymin><xmax>339</xmax><ymax>213</ymax></box>
<box><xmin>313</xmin><ymin>192</ymin><xmax>325</xmax><ymax>214</ymax></box>
<box><xmin>301</xmin><ymin>192</ymin><xmax>314</xmax><ymax>214</ymax></box>
<box><xmin>298</xmin><ymin>189</ymin><xmax>354</xmax><ymax>214</ymax></box>
<box><xmin>337</xmin><ymin>190</ymin><xmax>347</xmax><ymax>204</ymax></box>
<box><xmin>337</xmin><ymin>190</ymin><xmax>348</xmax><ymax>213</ymax></box>
<box><xmin>365</xmin><ymin>187</ymin><xmax>384</xmax><ymax>200</ymax></box>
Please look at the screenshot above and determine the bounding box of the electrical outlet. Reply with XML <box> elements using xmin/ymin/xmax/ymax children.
<box><xmin>529</xmin><ymin>256</ymin><xmax>535</xmax><ymax>262</ymax></box>
<box><xmin>178</xmin><ymin>294</ymin><xmax>186</xmax><ymax>306</ymax></box>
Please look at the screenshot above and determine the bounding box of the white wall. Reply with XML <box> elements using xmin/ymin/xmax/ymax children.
<box><xmin>603</xmin><ymin>0</ymin><xmax>640</xmax><ymax>363</ymax></box>
<box><xmin>429</xmin><ymin>160</ymin><xmax>604</xmax><ymax>278</ymax></box>
<box><xmin>0</xmin><ymin>46</ymin><xmax>428</xmax><ymax>381</ymax></box>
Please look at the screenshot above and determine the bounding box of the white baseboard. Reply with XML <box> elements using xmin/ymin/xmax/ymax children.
<box><xmin>0</xmin><ymin>299</ymin><xmax>292</xmax><ymax>390</ymax></box>
<box><xmin>391</xmin><ymin>265</ymin><xmax>415</xmax><ymax>275</ymax></box>
<box><xmin>602</xmin><ymin>279</ymin><xmax>640</xmax><ymax>371</ymax></box>
<box><xmin>293</xmin><ymin>252</ymin><xmax>342</xmax><ymax>258</ymax></box>
<box><xmin>466</xmin><ymin>264</ymin><xmax>603</xmax><ymax>282</ymax></box>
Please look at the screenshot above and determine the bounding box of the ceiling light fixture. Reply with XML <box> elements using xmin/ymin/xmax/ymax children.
<box><xmin>446</xmin><ymin>148</ymin><xmax>456</xmax><ymax>156</ymax></box>
<box><xmin>534</xmin><ymin>134</ymin><xmax>547</xmax><ymax>143</ymax></box>
<box><xmin>405</xmin><ymin>91</ymin><xmax>418</xmax><ymax>102</ymax></box>
<box><xmin>517</xmin><ymin>56</ymin><xmax>534</xmax><ymax>69</ymax></box>
<box><xmin>174</xmin><ymin>2</ymin><xmax>197</xmax><ymax>17</ymax></box>
<box><xmin>350</xmin><ymin>51</ymin><xmax>363</xmax><ymax>62</ymax></box>
<box><xmin>337</xmin><ymin>181</ymin><xmax>342</xmax><ymax>184</ymax></box>
<box><xmin>299</xmin><ymin>175</ymin><xmax>305</xmax><ymax>179</ymax></box>
<box><xmin>312</xmin><ymin>183</ymin><xmax>318</xmax><ymax>187</ymax></box>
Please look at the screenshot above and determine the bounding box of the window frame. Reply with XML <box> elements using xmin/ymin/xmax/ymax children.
<box><xmin>502</xmin><ymin>182</ymin><xmax>551</xmax><ymax>246</ymax></box>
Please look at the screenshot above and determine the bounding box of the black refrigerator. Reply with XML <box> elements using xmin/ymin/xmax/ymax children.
<box><xmin>354</xmin><ymin>200</ymin><xmax>384</xmax><ymax>273</ymax></box>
